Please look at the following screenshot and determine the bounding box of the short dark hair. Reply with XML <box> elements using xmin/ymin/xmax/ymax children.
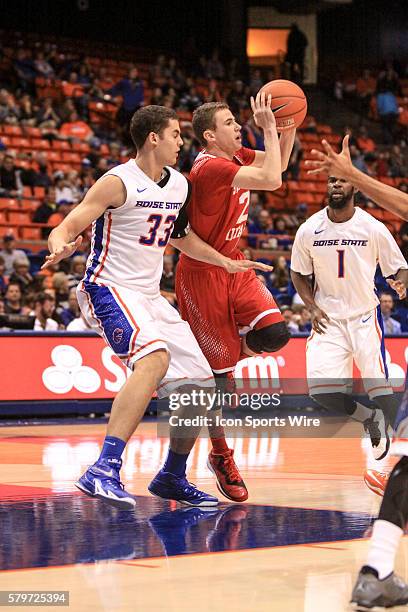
<box><xmin>192</xmin><ymin>102</ymin><xmax>229</xmax><ymax>147</ymax></box>
<box><xmin>130</xmin><ymin>105</ymin><xmax>178</xmax><ymax>150</ymax></box>
<box><xmin>35</xmin><ymin>292</ymin><xmax>55</xmax><ymax>305</ymax></box>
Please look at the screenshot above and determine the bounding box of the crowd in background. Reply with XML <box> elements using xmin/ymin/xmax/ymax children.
<box><xmin>0</xmin><ymin>34</ymin><xmax>407</xmax><ymax>333</ymax></box>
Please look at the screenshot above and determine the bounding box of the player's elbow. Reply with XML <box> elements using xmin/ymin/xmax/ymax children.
<box><xmin>258</xmin><ymin>172</ymin><xmax>282</xmax><ymax>191</ymax></box>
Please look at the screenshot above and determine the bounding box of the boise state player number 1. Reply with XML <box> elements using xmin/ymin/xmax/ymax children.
<box><xmin>140</xmin><ymin>214</ymin><xmax>177</xmax><ymax>247</ymax></box>
<box><xmin>337</xmin><ymin>249</ymin><xmax>345</xmax><ymax>278</ymax></box>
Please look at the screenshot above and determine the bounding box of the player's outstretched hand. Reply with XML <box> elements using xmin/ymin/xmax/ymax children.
<box><xmin>387</xmin><ymin>278</ymin><xmax>407</xmax><ymax>300</ymax></box>
<box><xmin>250</xmin><ymin>91</ymin><xmax>276</xmax><ymax>131</ymax></box>
<box><xmin>41</xmin><ymin>236</ymin><xmax>83</xmax><ymax>270</ymax></box>
<box><xmin>305</xmin><ymin>134</ymin><xmax>353</xmax><ymax>178</ymax></box>
<box><xmin>310</xmin><ymin>305</ymin><xmax>330</xmax><ymax>334</ymax></box>
<box><xmin>222</xmin><ymin>258</ymin><xmax>273</xmax><ymax>274</ymax></box>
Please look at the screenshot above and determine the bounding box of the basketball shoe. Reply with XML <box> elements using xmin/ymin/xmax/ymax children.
<box><xmin>364</xmin><ymin>469</ymin><xmax>388</xmax><ymax>497</ymax></box>
<box><xmin>206</xmin><ymin>504</ymin><xmax>248</xmax><ymax>551</ymax></box>
<box><xmin>75</xmin><ymin>458</ymin><xmax>136</xmax><ymax>510</ymax></box>
<box><xmin>363</xmin><ymin>409</ymin><xmax>392</xmax><ymax>460</ymax></box>
<box><xmin>351</xmin><ymin>566</ymin><xmax>408</xmax><ymax>610</ymax></box>
<box><xmin>148</xmin><ymin>470</ymin><xmax>218</xmax><ymax>507</ymax></box>
<box><xmin>207</xmin><ymin>448</ymin><xmax>248</xmax><ymax>502</ymax></box>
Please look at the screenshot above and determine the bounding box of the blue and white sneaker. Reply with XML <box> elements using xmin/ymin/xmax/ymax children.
<box><xmin>75</xmin><ymin>458</ymin><xmax>136</xmax><ymax>510</ymax></box>
<box><xmin>148</xmin><ymin>469</ymin><xmax>218</xmax><ymax>507</ymax></box>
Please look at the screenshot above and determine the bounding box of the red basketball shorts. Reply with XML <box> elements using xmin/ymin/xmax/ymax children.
<box><xmin>176</xmin><ymin>260</ymin><xmax>283</xmax><ymax>373</ymax></box>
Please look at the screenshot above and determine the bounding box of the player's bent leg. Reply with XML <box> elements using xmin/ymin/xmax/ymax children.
<box><xmin>244</xmin><ymin>321</ymin><xmax>290</xmax><ymax>354</ymax></box>
<box><xmin>76</xmin><ymin>349</ymin><xmax>170</xmax><ymax>510</ymax></box>
<box><xmin>149</xmin><ymin>384</ymin><xmax>219</xmax><ymax>507</ymax></box>
<box><xmin>351</xmin><ymin>457</ymin><xmax>408</xmax><ymax>610</ymax></box>
<box><xmin>310</xmin><ymin>392</ymin><xmax>390</xmax><ymax>460</ymax></box>
<box><xmin>204</xmin><ymin>373</ymin><xmax>248</xmax><ymax>502</ymax></box>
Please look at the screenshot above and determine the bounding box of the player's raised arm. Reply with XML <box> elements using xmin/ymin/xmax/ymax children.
<box><xmin>306</xmin><ymin>135</ymin><xmax>408</xmax><ymax>220</ymax></box>
<box><xmin>252</xmin><ymin>128</ymin><xmax>296</xmax><ymax>173</ymax></box>
<box><xmin>232</xmin><ymin>92</ymin><xmax>282</xmax><ymax>191</ymax></box>
<box><xmin>42</xmin><ymin>175</ymin><xmax>126</xmax><ymax>269</ymax></box>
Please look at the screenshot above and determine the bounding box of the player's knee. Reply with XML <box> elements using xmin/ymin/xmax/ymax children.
<box><xmin>379</xmin><ymin>456</ymin><xmax>408</xmax><ymax>528</ymax></box>
<box><xmin>245</xmin><ymin>322</ymin><xmax>290</xmax><ymax>354</ymax></box>
<box><xmin>138</xmin><ymin>348</ymin><xmax>170</xmax><ymax>378</ymax></box>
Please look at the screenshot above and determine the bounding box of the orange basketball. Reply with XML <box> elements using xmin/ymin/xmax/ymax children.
<box><xmin>259</xmin><ymin>79</ymin><xmax>307</xmax><ymax>131</ymax></box>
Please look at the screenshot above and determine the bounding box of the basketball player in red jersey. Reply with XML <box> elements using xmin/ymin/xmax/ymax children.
<box><xmin>176</xmin><ymin>92</ymin><xmax>294</xmax><ymax>502</ymax></box>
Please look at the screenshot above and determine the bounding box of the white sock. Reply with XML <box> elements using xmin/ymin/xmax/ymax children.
<box><xmin>366</xmin><ymin>519</ymin><xmax>403</xmax><ymax>579</ymax></box>
<box><xmin>352</xmin><ymin>402</ymin><xmax>373</xmax><ymax>423</ymax></box>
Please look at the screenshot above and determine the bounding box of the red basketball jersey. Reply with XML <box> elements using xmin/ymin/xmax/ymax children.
<box><xmin>181</xmin><ymin>147</ymin><xmax>255</xmax><ymax>266</ymax></box>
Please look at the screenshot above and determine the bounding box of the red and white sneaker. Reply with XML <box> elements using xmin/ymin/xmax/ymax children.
<box><xmin>364</xmin><ymin>469</ymin><xmax>388</xmax><ymax>497</ymax></box>
<box><xmin>207</xmin><ymin>449</ymin><xmax>248</xmax><ymax>502</ymax></box>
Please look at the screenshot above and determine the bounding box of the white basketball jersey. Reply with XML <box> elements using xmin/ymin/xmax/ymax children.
<box><xmin>291</xmin><ymin>206</ymin><xmax>408</xmax><ymax>319</ymax></box>
<box><xmin>84</xmin><ymin>160</ymin><xmax>189</xmax><ymax>297</ymax></box>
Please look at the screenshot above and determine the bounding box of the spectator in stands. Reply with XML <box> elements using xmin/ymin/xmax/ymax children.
<box><xmin>349</xmin><ymin>145</ymin><xmax>368</xmax><ymax>174</ymax></box>
<box><xmin>204</xmin><ymin>79</ymin><xmax>222</xmax><ymax>104</ymax></box>
<box><xmin>295</xmin><ymin>305</ymin><xmax>312</xmax><ymax>333</ymax></box>
<box><xmin>281</xmin><ymin>306</ymin><xmax>299</xmax><ymax>333</ymax></box>
<box><xmin>286</xmin><ymin>23</ymin><xmax>308</xmax><ymax>83</ymax></box>
<box><xmin>0</xmin><ymin>256</ymin><xmax>7</xmax><ymax>295</ymax></box>
<box><xmin>66</xmin><ymin>312</ymin><xmax>91</xmax><ymax>331</ymax></box>
<box><xmin>248</xmin><ymin>210</ymin><xmax>278</xmax><ymax>249</ymax></box>
<box><xmin>9</xmin><ymin>256</ymin><xmax>34</xmax><ymax>294</ymax></box>
<box><xmin>31</xmin><ymin>292</ymin><xmax>59</xmax><ymax>331</ymax></box>
<box><xmin>47</xmin><ymin>201</ymin><xmax>74</xmax><ymax>228</ymax></box>
<box><xmin>376</xmin><ymin>90</ymin><xmax>399</xmax><ymax>144</ymax></box>
<box><xmin>33</xmin><ymin>186</ymin><xmax>58</xmax><ymax>233</ymax></box>
<box><xmin>227</xmin><ymin>80</ymin><xmax>247</xmax><ymax>117</ymax></box>
<box><xmin>67</xmin><ymin>256</ymin><xmax>86</xmax><ymax>290</ymax></box>
<box><xmin>206</xmin><ymin>49</ymin><xmax>225</xmax><ymax>80</ymax></box>
<box><xmin>356</xmin><ymin>126</ymin><xmax>376</xmax><ymax>154</ymax></box>
<box><xmin>34</xmin><ymin>51</ymin><xmax>54</xmax><ymax>78</ymax></box>
<box><xmin>177</xmin><ymin>122</ymin><xmax>200</xmax><ymax>173</ymax></box>
<box><xmin>13</xmin><ymin>48</ymin><xmax>36</xmax><ymax>94</ymax></box>
<box><xmin>270</xmin><ymin>255</ymin><xmax>290</xmax><ymax>292</ymax></box>
<box><xmin>93</xmin><ymin>158</ymin><xmax>108</xmax><ymax>180</ymax></box>
<box><xmin>19</xmin><ymin>94</ymin><xmax>37</xmax><ymax>125</ymax></box>
<box><xmin>60</xmin><ymin>287</ymin><xmax>80</xmax><ymax>327</ymax></box>
<box><xmin>375</xmin><ymin>151</ymin><xmax>390</xmax><ymax>176</ymax></box>
<box><xmin>0</xmin><ymin>234</ymin><xmax>26</xmax><ymax>276</ymax></box>
<box><xmin>377</xmin><ymin>64</ymin><xmax>400</xmax><ymax>96</ymax></box>
<box><xmin>341</xmin><ymin>126</ymin><xmax>358</xmax><ymax>148</ymax></box>
<box><xmin>0</xmin><ymin>89</ymin><xmax>19</xmax><ymax>123</ymax></box>
<box><xmin>106</xmin><ymin>67</ymin><xmax>144</xmax><ymax>128</ymax></box>
<box><xmin>54</xmin><ymin>172</ymin><xmax>78</xmax><ymax>204</ymax></box>
<box><xmin>380</xmin><ymin>293</ymin><xmax>402</xmax><ymax>335</ymax></box>
<box><xmin>355</xmin><ymin>69</ymin><xmax>376</xmax><ymax>116</ymax></box>
<box><xmin>389</xmin><ymin>145</ymin><xmax>407</xmax><ymax>178</ymax></box>
<box><xmin>242</xmin><ymin>116</ymin><xmax>265</xmax><ymax>151</ymax></box>
<box><xmin>36</xmin><ymin>97</ymin><xmax>61</xmax><ymax>126</ymax></box>
<box><xmin>59</xmin><ymin>111</ymin><xmax>94</xmax><ymax>142</ymax></box>
<box><xmin>282</xmin><ymin>202</ymin><xmax>308</xmax><ymax>231</ymax></box>
<box><xmin>52</xmin><ymin>271</ymin><xmax>70</xmax><ymax>310</ymax></box>
<box><xmin>0</xmin><ymin>154</ymin><xmax>23</xmax><ymax>197</ymax></box>
<box><xmin>107</xmin><ymin>142</ymin><xmax>122</xmax><ymax>168</ymax></box>
<box><xmin>249</xmin><ymin>69</ymin><xmax>263</xmax><ymax>96</ymax></box>
<box><xmin>4</xmin><ymin>282</ymin><xmax>23</xmax><ymax>314</ymax></box>
<box><xmin>179</xmin><ymin>86</ymin><xmax>203</xmax><ymax>112</ymax></box>
<box><xmin>62</xmin><ymin>72</ymin><xmax>85</xmax><ymax>99</ymax></box>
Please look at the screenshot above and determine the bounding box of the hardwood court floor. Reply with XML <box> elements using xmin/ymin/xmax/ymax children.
<box><xmin>0</xmin><ymin>421</ymin><xmax>407</xmax><ymax>612</ymax></box>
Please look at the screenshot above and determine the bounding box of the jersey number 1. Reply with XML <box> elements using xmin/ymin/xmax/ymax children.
<box><xmin>337</xmin><ymin>249</ymin><xmax>345</xmax><ymax>278</ymax></box>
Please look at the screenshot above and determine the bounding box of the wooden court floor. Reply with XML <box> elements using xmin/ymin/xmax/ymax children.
<box><xmin>1</xmin><ymin>420</ymin><xmax>408</xmax><ymax>612</ymax></box>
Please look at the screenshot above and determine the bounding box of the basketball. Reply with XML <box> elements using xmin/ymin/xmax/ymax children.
<box><xmin>259</xmin><ymin>79</ymin><xmax>307</xmax><ymax>131</ymax></box>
